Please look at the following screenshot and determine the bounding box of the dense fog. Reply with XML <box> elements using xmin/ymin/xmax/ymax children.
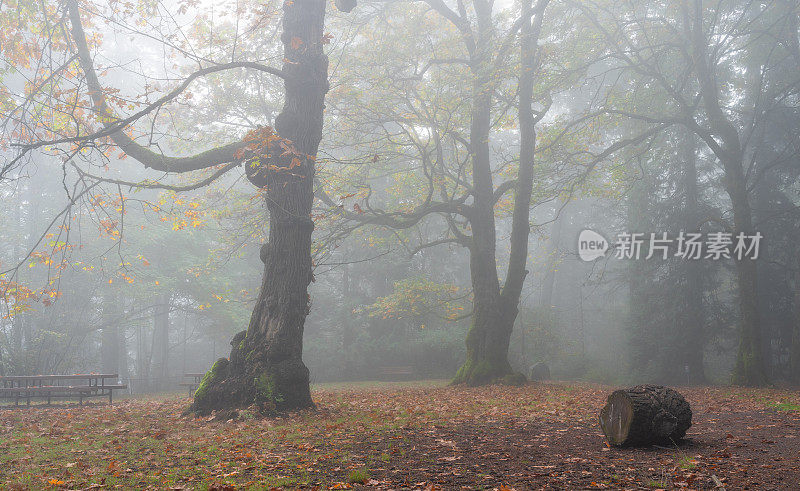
<box><xmin>2</xmin><ymin>0</ymin><xmax>798</xmax><ymax>393</ymax></box>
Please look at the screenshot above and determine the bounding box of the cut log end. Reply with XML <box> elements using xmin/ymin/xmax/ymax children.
<box><xmin>599</xmin><ymin>385</ymin><xmax>692</xmax><ymax>447</ymax></box>
<box><xmin>599</xmin><ymin>391</ymin><xmax>635</xmax><ymax>446</ymax></box>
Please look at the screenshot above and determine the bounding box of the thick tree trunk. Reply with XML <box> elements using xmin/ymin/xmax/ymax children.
<box><xmin>453</xmin><ymin>290</ymin><xmax>517</xmax><ymax>386</ymax></box>
<box><xmin>451</xmin><ymin>16</ymin><xmax>509</xmax><ymax>385</ymax></box>
<box><xmin>684</xmin><ymin>0</ymin><xmax>766</xmax><ymax>385</ymax></box>
<box><xmin>752</xmin><ymin>171</ymin><xmax>788</xmax><ymax>380</ymax></box>
<box><xmin>680</xmin><ymin>134</ymin><xmax>707</xmax><ymax>384</ymax></box>
<box><xmin>627</xmin><ymin>175</ymin><xmax>651</xmax><ymax>371</ymax></box>
<box><xmin>727</xmin><ymin>164</ymin><xmax>767</xmax><ymax>386</ymax></box>
<box><xmin>599</xmin><ymin>385</ymin><xmax>692</xmax><ymax>447</ymax></box>
<box><xmin>451</xmin><ymin>117</ymin><xmax>519</xmax><ymax>385</ymax></box>
<box><xmin>453</xmin><ymin>0</ymin><xmax>547</xmax><ymax>386</ymax></box>
<box><xmin>189</xmin><ymin>0</ymin><xmax>327</xmax><ymax>414</ymax></box>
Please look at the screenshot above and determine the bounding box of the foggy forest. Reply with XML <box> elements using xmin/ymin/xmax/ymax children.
<box><xmin>1</xmin><ymin>0</ymin><xmax>799</xmax><ymax>488</ymax></box>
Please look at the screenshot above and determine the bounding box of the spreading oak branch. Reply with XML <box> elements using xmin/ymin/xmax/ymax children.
<box><xmin>28</xmin><ymin>0</ymin><xmax>288</xmax><ymax>177</ymax></box>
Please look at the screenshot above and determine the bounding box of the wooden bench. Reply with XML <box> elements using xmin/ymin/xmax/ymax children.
<box><xmin>179</xmin><ymin>373</ymin><xmax>205</xmax><ymax>398</ymax></box>
<box><xmin>377</xmin><ymin>366</ymin><xmax>415</xmax><ymax>380</ymax></box>
<box><xmin>0</xmin><ymin>374</ymin><xmax>127</xmax><ymax>406</ymax></box>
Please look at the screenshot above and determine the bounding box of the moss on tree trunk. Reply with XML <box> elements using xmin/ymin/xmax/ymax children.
<box><xmin>450</xmin><ymin>1</ymin><xmax>547</xmax><ymax>388</ymax></box>
<box><xmin>187</xmin><ymin>0</ymin><xmax>327</xmax><ymax>415</ymax></box>
<box><xmin>451</xmin><ymin>309</ymin><xmax>525</xmax><ymax>387</ymax></box>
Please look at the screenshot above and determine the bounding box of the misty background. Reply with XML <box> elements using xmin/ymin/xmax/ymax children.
<box><xmin>1</xmin><ymin>0</ymin><xmax>798</xmax><ymax>391</ymax></box>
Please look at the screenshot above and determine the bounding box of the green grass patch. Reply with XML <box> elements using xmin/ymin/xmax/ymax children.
<box><xmin>347</xmin><ymin>467</ymin><xmax>370</xmax><ymax>484</ymax></box>
<box><xmin>767</xmin><ymin>402</ymin><xmax>800</xmax><ymax>411</ymax></box>
<box><xmin>676</xmin><ymin>455</ymin><xmax>697</xmax><ymax>470</ymax></box>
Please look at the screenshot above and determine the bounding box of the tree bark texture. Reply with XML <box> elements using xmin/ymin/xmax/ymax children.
<box><xmin>599</xmin><ymin>385</ymin><xmax>692</xmax><ymax>447</ymax></box>
<box><xmin>453</xmin><ymin>0</ymin><xmax>548</xmax><ymax>386</ymax></box>
<box><xmin>189</xmin><ymin>0</ymin><xmax>328</xmax><ymax>414</ymax></box>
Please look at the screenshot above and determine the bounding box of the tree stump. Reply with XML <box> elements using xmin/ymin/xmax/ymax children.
<box><xmin>599</xmin><ymin>385</ymin><xmax>692</xmax><ymax>447</ymax></box>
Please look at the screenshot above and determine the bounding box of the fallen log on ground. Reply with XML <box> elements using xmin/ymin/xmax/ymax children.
<box><xmin>599</xmin><ymin>384</ymin><xmax>692</xmax><ymax>447</ymax></box>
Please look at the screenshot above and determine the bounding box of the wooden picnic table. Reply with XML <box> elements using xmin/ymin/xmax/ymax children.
<box><xmin>0</xmin><ymin>373</ymin><xmax>127</xmax><ymax>406</ymax></box>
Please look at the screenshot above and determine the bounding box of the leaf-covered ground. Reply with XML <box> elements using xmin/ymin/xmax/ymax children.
<box><xmin>1</xmin><ymin>381</ymin><xmax>799</xmax><ymax>489</ymax></box>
